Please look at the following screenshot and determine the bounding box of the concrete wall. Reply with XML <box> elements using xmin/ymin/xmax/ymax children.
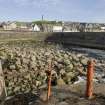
<box><xmin>0</xmin><ymin>31</ymin><xmax>49</xmax><ymax>42</ymax></box>
<box><xmin>0</xmin><ymin>31</ymin><xmax>105</xmax><ymax>49</ymax></box>
<box><xmin>45</xmin><ymin>32</ymin><xmax>105</xmax><ymax>49</ymax></box>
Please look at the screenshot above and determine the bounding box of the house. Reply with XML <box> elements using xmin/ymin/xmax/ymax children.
<box><xmin>84</xmin><ymin>23</ymin><xmax>101</xmax><ymax>32</ymax></box>
<box><xmin>53</xmin><ymin>26</ymin><xmax>63</xmax><ymax>32</ymax></box>
<box><xmin>63</xmin><ymin>22</ymin><xmax>80</xmax><ymax>32</ymax></box>
<box><xmin>85</xmin><ymin>23</ymin><xmax>93</xmax><ymax>32</ymax></box>
<box><xmin>0</xmin><ymin>22</ymin><xmax>4</xmax><ymax>30</ymax></box>
<box><xmin>32</xmin><ymin>21</ymin><xmax>62</xmax><ymax>32</ymax></box>
<box><xmin>16</xmin><ymin>22</ymin><xmax>32</xmax><ymax>31</ymax></box>
<box><xmin>32</xmin><ymin>24</ymin><xmax>40</xmax><ymax>31</ymax></box>
<box><xmin>33</xmin><ymin>24</ymin><xmax>40</xmax><ymax>31</ymax></box>
<box><xmin>100</xmin><ymin>26</ymin><xmax>105</xmax><ymax>32</ymax></box>
<box><xmin>42</xmin><ymin>24</ymin><xmax>53</xmax><ymax>32</ymax></box>
<box><xmin>3</xmin><ymin>22</ymin><xmax>17</xmax><ymax>30</ymax></box>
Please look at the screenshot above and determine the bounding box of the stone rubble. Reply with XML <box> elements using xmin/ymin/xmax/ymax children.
<box><xmin>0</xmin><ymin>42</ymin><xmax>104</xmax><ymax>96</ymax></box>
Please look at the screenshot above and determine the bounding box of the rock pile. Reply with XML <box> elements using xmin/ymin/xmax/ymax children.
<box><xmin>0</xmin><ymin>43</ymin><xmax>90</xmax><ymax>96</ymax></box>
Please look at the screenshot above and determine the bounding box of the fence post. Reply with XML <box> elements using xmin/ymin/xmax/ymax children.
<box><xmin>46</xmin><ymin>60</ymin><xmax>52</xmax><ymax>101</ymax></box>
<box><xmin>86</xmin><ymin>60</ymin><xmax>94</xmax><ymax>99</ymax></box>
<box><xmin>0</xmin><ymin>60</ymin><xmax>7</xmax><ymax>104</ymax></box>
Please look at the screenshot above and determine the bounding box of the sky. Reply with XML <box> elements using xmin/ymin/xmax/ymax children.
<box><xmin>0</xmin><ymin>0</ymin><xmax>105</xmax><ymax>23</ymax></box>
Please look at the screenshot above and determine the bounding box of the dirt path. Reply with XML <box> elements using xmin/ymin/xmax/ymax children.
<box><xmin>4</xmin><ymin>82</ymin><xmax>105</xmax><ymax>105</ymax></box>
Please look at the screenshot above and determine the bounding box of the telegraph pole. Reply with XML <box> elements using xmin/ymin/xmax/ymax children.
<box><xmin>42</xmin><ymin>15</ymin><xmax>44</xmax><ymax>21</ymax></box>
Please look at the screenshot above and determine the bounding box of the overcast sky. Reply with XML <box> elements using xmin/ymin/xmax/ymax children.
<box><xmin>0</xmin><ymin>0</ymin><xmax>105</xmax><ymax>23</ymax></box>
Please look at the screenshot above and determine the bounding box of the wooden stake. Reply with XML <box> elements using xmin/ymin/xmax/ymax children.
<box><xmin>86</xmin><ymin>60</ymin><xmax>94</xmax><ymax>99</ymax></box>
<box><xmin>47</xmin><ymin>71</ymin><xmax>51</xmax><ymax>101</ymax></box>
<box><xmin>47</xmin><ymin>60</ymin><xmax>52</xmax><ymax>101</ymax></box>
<box><xmin>0</xmin><ymin>60</ymin><xmax>7</xmax><ymax>104</ymax></box>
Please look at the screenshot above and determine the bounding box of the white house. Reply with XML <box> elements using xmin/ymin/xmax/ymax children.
<box><xmin>63</xmin><ymin>22</ymin><xmax>80</xmax><ymax>32</ymax></box>
<box><xmin>3</xmin><ymin>22</ymin><xmax>17</xmax><ymax>30</ymax></box>
<box><xmin>100</xmin><ymin>27</ymin><xmax>105</xmax><ymax>32</ymax></box>
<box><xmin>53</xmin><ymin>26</ymin><xmax>63</xmax><ymax>32</ymax></box>
<box><xmin>33</xmin><ymin>24</ymin><xmax>40</xmax><ymax>31</ymax></box>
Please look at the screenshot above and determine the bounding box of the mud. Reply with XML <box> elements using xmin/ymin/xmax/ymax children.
<box><xmin>4</xmin><ymin>83</ymin><xmax>105</xmax><ymax>105</ymax></box>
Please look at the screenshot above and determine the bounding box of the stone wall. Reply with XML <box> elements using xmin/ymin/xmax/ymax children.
<box><xmin>0</xmin><ymin>31</ymin><xmax>105</xmax><ymax>49</ymax></box>
<box><xmin>0</xmin><ymin>31</ymin><xmax>49</xmax><ymax>42</ymax></box>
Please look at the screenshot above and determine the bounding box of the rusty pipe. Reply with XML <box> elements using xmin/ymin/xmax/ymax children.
<box><xmin>86</xmin><ymin>60</ymin><xmax>94</xmax><ymax>99</ymax></box>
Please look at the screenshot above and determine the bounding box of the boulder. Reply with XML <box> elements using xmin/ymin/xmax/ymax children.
<box><xmin>57</xmin><ymin>78</ymin><xmax>66</xmax><ymax>86</ymax></box>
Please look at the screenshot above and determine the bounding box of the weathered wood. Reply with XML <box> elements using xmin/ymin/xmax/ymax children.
<box><xmin>0</xmin><ymin>60</ymin><xmax>7</xmax><ymax>104</ymax></box>
<box><xmin>47</xmin><ymin>60</ymin><xmax>52</xmax><ymax>101</ymax></box>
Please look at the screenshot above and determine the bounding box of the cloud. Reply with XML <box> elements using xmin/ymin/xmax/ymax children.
<box><xmin>13</xmin><ymin>0</ymin><xmax>63</xmax><ymax>6</ymax></box>
<box><xmin>1</xmin><ymin>0</ymin><xmax>105</xmax><ymax>22</ymax></box>
<box><xmin>14</xmin><ymin>0</ymin><xmax>33</xmax><ymax>6</ymax></box>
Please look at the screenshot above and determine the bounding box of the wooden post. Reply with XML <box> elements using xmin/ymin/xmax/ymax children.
<box><xmin>0</xmin><ymin>60</ymin><xmax>7</xmax><ymax>104</ymax></box>
<box><xmin>46</xmin><ymin>60</ymin><xmax>52</xmax><ymax>101</ymax></box>
<box><xmin>47</xmin><ymin>71</ymin><xmax>52</xmax><ymax>101</ymax></box>
<box><xmin>86</xmin><ymin>60</ymin><xmax>94</xmax><ymax>99</ymax></box>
